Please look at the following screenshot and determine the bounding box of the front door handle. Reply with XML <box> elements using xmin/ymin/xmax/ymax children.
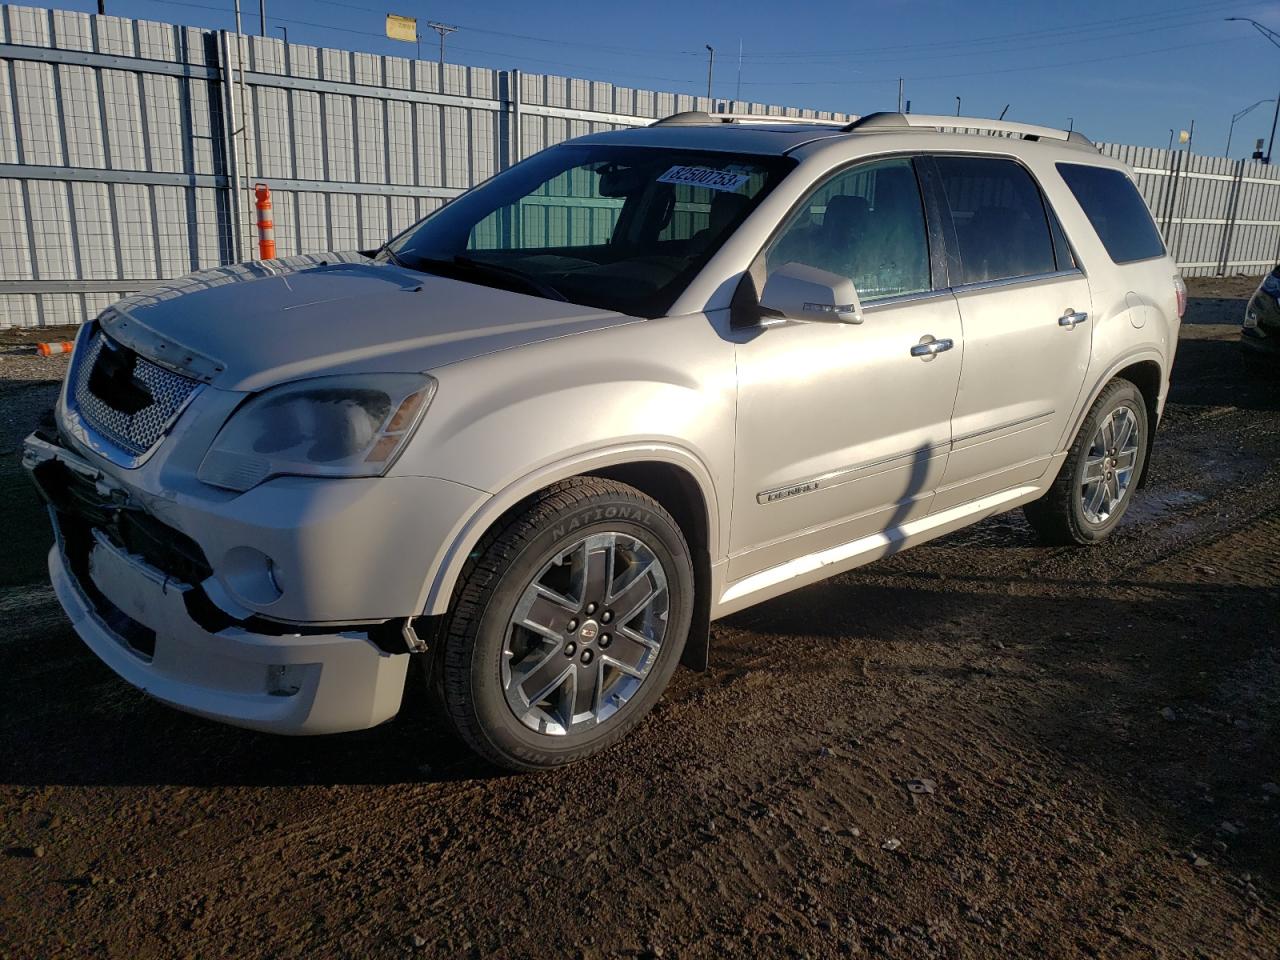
<box><xmin>1059</xmin><ymin>310</ymin><xmax>1089</xmax><ymax>328</ymax></box>
<box><xmin>910</xmin><ymin>336</ymin><xmax>954</xmax><ymax>358</ymax></box>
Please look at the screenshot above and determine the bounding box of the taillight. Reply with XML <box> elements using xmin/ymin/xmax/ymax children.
<box><xmin>1173</xmin><ymin>274</ymin><xmax>1187</xmax><ymax>319</ymax></box>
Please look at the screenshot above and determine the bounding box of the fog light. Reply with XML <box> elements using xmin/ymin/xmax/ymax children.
<box><xmin>267</xmin><ymin>664</ymin><xmax>303</xmax><ymax>697</ymax></box>
<box><xmin>221</xmin><ymin>546</ymin><xmax>284</xmax><ymax>606</ymax></box>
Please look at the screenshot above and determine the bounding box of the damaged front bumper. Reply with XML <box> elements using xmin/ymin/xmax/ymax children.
<box><xmin>24</xmin><ymin>432</ymin><xmax>412</xmax><ymax>735</ymax></box>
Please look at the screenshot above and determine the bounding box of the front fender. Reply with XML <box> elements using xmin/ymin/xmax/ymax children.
<box><xmin>392</xmin><ymin>312</ymin><xmax>737</xmax><ymax>616</ymax></box>
<box><xmin>412</xmin><ymin>442</ymin><xmax>721</xmax><ymax>616</ymax></box>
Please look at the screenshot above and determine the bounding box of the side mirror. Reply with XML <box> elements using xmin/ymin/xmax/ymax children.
<box><xmin>758</xmin><ymin>262</ymin><xmax>863</xmax><ymax>325</ymax></box>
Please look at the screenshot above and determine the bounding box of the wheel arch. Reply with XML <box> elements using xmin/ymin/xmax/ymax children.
<box><xmin>1112</xmin><ymin>358</ymin><xmax>1163</xmax><ymax>487</ymax></box>
<box><xmin>1065</xmin><ymin>349</ymin><xmax>1166</xmax><ymax>487</ymax></box>
<box><xmin>417</xmin><ymin>444</ymin><xmax>719</xmax><ymax>672</ymax></box>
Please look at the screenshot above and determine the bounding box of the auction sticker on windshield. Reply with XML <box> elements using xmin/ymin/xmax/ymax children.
<box><xmin>657</xmin><ymin>165</ymin><xmax>751</xmax><ymax>192</ymax></box>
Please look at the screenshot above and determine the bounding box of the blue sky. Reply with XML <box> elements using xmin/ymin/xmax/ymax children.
<box><xmin>46</xmin><ymin>0</ymin><xmax>1280</xmax><ymax>155</ymax></box>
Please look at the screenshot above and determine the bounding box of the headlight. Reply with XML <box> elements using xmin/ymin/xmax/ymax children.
<box><xmin>198</xmin><ymin>374</ymin><xmax>436</xmax><ymax>492</ymax></box>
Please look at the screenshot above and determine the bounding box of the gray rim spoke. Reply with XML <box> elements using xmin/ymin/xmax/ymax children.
<box><xmin>605</xmin><ymin>627</ymin><xmax>657</xmax><ymax>676</ymax></box>
<box><xmin>519</xmin><ymin>586</ymin><xmax>577</xmax><ymax>640</ymax></box>
<box><xmin>516</xmin><ymin>646</ymin><xmax>572</xmax><ymax>708</ymax></box>
<box><xmin>608</xmin><ymin>562</ymin><xmax>657</xmax><ymax>624</ymax></box>
<box><xmin>583</xmin><ymin>536</ymin><xmax>615</xmax><ymax>601</ymax></box>
<box><xmin>572</xmin><ymin>661</ymin><xmax>603</xmax><ymax>718</ymax></box>
<box><xmin>502</xmin><ymin>530</ymin><xmax>669</xmax><ymax>736</ymax></box>
<box><xmin>1079</xmin><ymin>405</ymin><xmax>1140</xmax><ymax>525</ymax></box>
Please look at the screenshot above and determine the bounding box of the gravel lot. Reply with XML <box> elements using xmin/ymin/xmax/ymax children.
<box><xmin>1</xmin><ymin>278</ymin><xmax>1277</xmax><ymax>958</ymax></box>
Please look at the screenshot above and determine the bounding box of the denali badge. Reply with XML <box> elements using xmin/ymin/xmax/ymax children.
<box><xmin>757</xmin><ymin>480</ymin><xmax>820</xmax><ymax>504</ymax></box>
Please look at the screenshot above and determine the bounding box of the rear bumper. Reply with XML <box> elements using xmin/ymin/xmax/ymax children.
<box><xmin>1241</xmin><ymin>327</ymin><xmax>1279</xmax><ymax>359</ymax></box>
<box><xmin>48</xmin><ymin>540</ymin><xmax>410</xmax><ymax>734</ymax></box>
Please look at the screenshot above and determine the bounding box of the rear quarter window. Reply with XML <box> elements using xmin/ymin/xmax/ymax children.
<box><xmin>1056</xmin><ymin>163</ymin><xmax>1165</xmax><ymax>264</ymax></box>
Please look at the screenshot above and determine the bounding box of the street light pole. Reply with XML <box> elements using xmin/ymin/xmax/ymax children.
<box><xmin>259</xmin><ymin>0</ymin><xmax>265</xmax><ymax>36</ymax></box>
<box><xmin>1269</xmin><ymin>93</ymin><xmax>1280</xmax><ymax>164</ymax></box>
<box><xmin>954</xmin><ymin>96</ymin><xmax>960</xmax><ymax>116</ymax></box>
<box><xmin>705</xmin><ymin>45</ymin><xmax>715</xmax><ymax>101</ymax></box>
<box><xmin>1225</xmin><ymin>18</ymin><xmax>1280</xmax><ymax>162</ymax></box>
<box><xmin>1226</xmin><ymin>98</ymin><xmax>1275</xmax><ymax>157</ymax></box>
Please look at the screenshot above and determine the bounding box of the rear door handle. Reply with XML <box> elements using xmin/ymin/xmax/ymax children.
<box><xmin>1059</xmin><ymin>310</ymin><xmax>1089</xmax><ymax>328</ymax></box>
<box><xmin>910</xmin><ymin>336</ymin><xmax>954</xmax><ymax>358</ymax></box>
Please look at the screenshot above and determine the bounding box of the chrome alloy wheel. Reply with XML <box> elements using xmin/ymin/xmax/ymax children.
<box><xmin>1080</xmin><ymin>405</ymin><xmax>1140</xmax><ymax>524</ymax></box>
<box><xmin>501</xmin><ymin>532</ymin><xmax>669</xmax><ymax>736</ymax></box>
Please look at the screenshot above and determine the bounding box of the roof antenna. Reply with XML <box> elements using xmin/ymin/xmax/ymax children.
<box><xmin>998</xmin><ymin>104</ymin><xmax>1010</xmax><ymax>120</ymax></box>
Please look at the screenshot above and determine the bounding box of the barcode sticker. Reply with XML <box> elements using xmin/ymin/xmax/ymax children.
<box><xmin>656</xmin><ymin>165</ymin><xmax>751</xmax><ymax>192</ymax></box>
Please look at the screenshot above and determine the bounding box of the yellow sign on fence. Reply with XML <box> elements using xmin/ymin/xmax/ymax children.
<box><xmin>385</xmin><ymin>14</ymin><xmax>417</xmax><ymax>43</ymax></box>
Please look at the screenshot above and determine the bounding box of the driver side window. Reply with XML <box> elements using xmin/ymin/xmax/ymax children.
<box><xmin>766</xmin><ymin>157</ymin><xmax>931</xmax><ymax>302</ymax></box>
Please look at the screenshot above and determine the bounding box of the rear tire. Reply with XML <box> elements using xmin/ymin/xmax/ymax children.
<box><xmin>434</xmin><ymin>477</ymin><xmax>693</xmax><ymax>772</ymax></box>
<box><xmin>1024</xmin><ymin>378</ymin><xmax>1149</xmax><ymax>546</ymax></box>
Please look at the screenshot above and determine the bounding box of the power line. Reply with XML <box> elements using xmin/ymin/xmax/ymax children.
<box><xmin>134</xmin><ymin>0</ymin><xmax>1246</xmax><ymax>104</ymax></box>
<box><xmin>733</xmin><ymin>0</ymin><xmax>1242</xmax><ymax>59</ymax></box>
<box><xmin>139</xmin><ymin>0</ymin><xmax>704</xmax><ymax>86</ymax></box>
<box><xmin>736</xmin><ymin>36</ymin><xmax>1241</xmax><ymax>86</ymax></box>
<box><xmin>734</xmin><ymin>12</ymin><xmax>1243</xmax><ymax>66</ymax></box>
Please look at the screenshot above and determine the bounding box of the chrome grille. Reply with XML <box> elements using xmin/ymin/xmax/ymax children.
<box><xmin>71</xmin><ymin>330</ymin><xmax>200</xmax><ymax>458</ymax></box>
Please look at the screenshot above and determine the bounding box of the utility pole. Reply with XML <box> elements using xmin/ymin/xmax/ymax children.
<box><xmin>705</xmin><ymin>45</ymin><xmax>715</xmax><ymax>101</ymax></box>
<box><xmin>97</xmin><ymin>0</ymin><xmax>104</xmax><ymax>14</ymax></box>
<box><xmin>735</xmin><ymin>38</ymin><xmax>742</xmax><ymax>104</ymax></box>
<box><xmin>897</xmin><ymin>78</ymin><xmax>903</xmax><ymax>113</ymax></box>
<box><xmin>428</xmin><ymin>21</ymin><xmax>457</xmax><ymax>90</ymax></box>
<box><xmin>258</xmin><ymin>0</ymin><xmax>265</xmax><ymax>36</ymax></box>
<box><xmin>1226</xmin><ymin>18</ymin><xmax>1280</xmax><ymax>162</ymax></box>
<box><xmin>1067</xmin><ymin>116</ymin><xmax>1073</xmax><ymax>134</ymax></box>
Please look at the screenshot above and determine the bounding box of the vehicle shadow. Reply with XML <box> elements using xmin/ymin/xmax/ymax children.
<box><xmin>0</xmin><ymin>614</ymin><xmax>496</xmax><ymax>787</ymax></box>
<box><xmin>716</xmin><ymin>570</ymin><xmax>1280</xmax><ymax>886</ymax></box>
<box><xmin>1167</xmin><ymin>333</ymin><xmax>1278</xmax><ymax>412</ymax></box>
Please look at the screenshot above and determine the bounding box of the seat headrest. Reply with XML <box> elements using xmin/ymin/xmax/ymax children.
<box><xmin>824</xmin><ymin>194</ymin><xmax>870</xmax><ymax>234</ymax></box>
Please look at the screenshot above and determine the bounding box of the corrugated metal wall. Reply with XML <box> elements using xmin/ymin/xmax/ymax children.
<box><xmin>0</xmin><ymin>2</ymin><xmax>1276</xmax><ymax>328</ymax></box>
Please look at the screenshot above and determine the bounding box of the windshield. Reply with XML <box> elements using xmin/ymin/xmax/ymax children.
<box><xmin>384</xmin><ymin>144</ymin><xmax>795</xmax><ymax>317</ymax></box>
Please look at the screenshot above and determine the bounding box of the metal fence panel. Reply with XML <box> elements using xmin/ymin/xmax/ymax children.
<box><xmin>0</xmin><ymin>2</ymin><xmax>1274</xmax><ymax>328</ymax></box>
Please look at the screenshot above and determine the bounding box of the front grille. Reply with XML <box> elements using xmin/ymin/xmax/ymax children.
<box><xmin>72</xmin><ymin>330</ymin><xmax>200</xmax><ymax>457</ymax></box>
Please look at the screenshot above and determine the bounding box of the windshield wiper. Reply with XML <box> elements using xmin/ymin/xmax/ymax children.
<box><xmin>390</xmin><ymin>253</ymin><xmax>567</xmax><ymax>302</ymax></box>
<box><xmin>380</xmin><ymin>244</ymin><xmax>408</xmax><ymax>269</ymax></box>
<box><xmin>452</xmin><ymin>256</ymin><xmax>568</xmax><ymax>302</ymax></box>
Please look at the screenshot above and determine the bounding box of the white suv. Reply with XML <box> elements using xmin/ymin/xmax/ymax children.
<box><xmin>24</xmin><ymin>111</ymin><xmax>1185</xmax><ymax>770</ymax></box>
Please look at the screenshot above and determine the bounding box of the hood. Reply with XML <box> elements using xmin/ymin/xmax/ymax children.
<box><xmin>99</xmin><ymin>252</ymin><xmax>636</xmax><ymax>392</ymax></box>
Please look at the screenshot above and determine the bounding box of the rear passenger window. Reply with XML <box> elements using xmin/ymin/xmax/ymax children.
<box><xmin>1056</xmin><ymin>163</ymin><xmax>1165</xmax><ymax>264</ymax></box>
<box><xmin>934</xmin><ymin>156</ymin><xmax>1057</xmax><ymax>285</ymax></box>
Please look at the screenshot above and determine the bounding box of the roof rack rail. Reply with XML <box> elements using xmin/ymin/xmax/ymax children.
<box><xmin>843</xmin><ymin>112</ymin><xmax>1095</xmax><ymax>147</ymax></box>
<box><xmin>651</xmin><ymin>110</ymin><xmax>850</xmax><ymax>128</ymax></box>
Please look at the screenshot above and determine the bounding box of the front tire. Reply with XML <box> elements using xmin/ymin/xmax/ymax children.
<box><xmin>1024</xmin><ymin>378</ymin><xmax>1149</xmax><ymax>546</ymax></box>
<box><xmin>435</xmin><ymin>477</ymin><xmax>693</xmax><ymax>771</ymax></box>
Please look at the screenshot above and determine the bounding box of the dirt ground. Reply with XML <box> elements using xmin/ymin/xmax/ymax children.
<box><xmin>0</xmin><ymin>277</ymin><xmax>1277</xmax><ymax>959</ymax></box>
